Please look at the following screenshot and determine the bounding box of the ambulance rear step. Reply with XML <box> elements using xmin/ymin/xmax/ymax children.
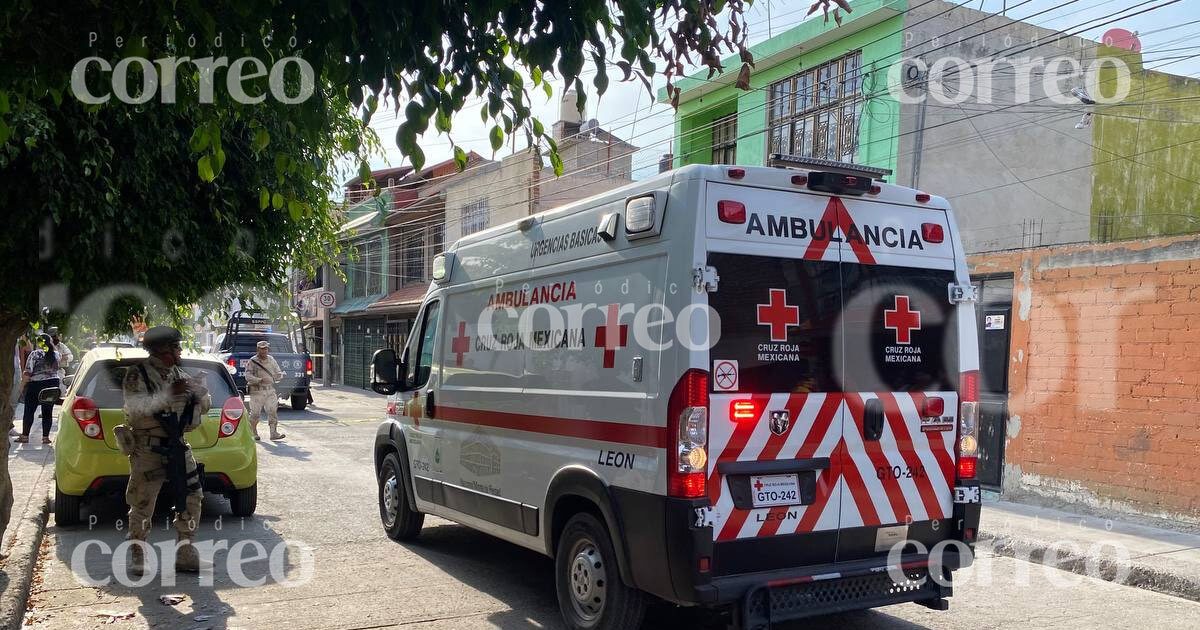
<box><xmin>738</xmin><ymin>563</ymin><xmax>949</xmax><ymax>628</ymax></box>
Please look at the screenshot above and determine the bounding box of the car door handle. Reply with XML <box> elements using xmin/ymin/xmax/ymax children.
<box><xmin>424</xmin><ymin>390</ymin><xmax>435</xmax><ymax>418</ymax></box>
<box><xmin>863</xmin><ymin>399</ymin><xmax>885</xmax><ymax>441</ymax></box>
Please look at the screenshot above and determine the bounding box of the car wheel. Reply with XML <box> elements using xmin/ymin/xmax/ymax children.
<box><xmin>555</xmin><ymin>512</ymin><xmax>645</xmax><ymax>630</ymax></box>
<box><xmin>231</xmin><ymin>484</ymin><xmax>258</xmax><ymax>516</ymax></box>
<box><xmin>54</xmin><ymin>485</ymin><xmax>82</xmax><ymax>527</ymax></box>
<box><xmin>379</xmin><ymin>452</ymin><xmax>423</xmax><ymax>541</ymax></box>
<box><xmin>290</xmin><ymin>394</ymin><xmax>308</xmax><ymax>411</ymax></box>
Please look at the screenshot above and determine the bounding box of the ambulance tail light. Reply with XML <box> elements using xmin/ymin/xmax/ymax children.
<box><xmin>957</xmin><ymin>370</ymin><xmax>980</xmax><ymax>479</ymax></box>
<box><xmin>921</xmin><ymin>223</ymin><xmax>944</xmax><ymax>243</ymax></box>
<box><xmin>717</xmin><ymin>200</ymin><xmax>746</xmax><ymax>224</ymax></box>
<box><xmin>727</xmin><ymin>168</ymin><xmax>745</xmax><ymax>179</ymax></box>
<box><xmin>730</xmin><ymin>399</ymin><xmax>759</xmax><ymax>421</ymax></box>
<box><xmin>921</xmin><ymin>397</ymin><xmax>944</xmax><ymax>418</ymax></box>
<box><xmin>71</xmin><ymin>397</ymin><xmax>103</xmax><ymax>440</ymax></box>
<box><xmin>219</xmin><ymin>397</ymin><xmax>244</xmax><ymax>438</ymax></box>
<box><xmin>668</xmin><ymin>369</ymin><xmax>709</xmax><ymax>498</ymax></box>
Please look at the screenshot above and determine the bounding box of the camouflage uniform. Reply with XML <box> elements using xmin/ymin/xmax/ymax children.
<box><xmin>244</xmin><ymin>345</ymin><xmax>284</xmax><ymax>440</ymax></box>
<box><xmin>122</xmin><ymin>350</ymin><xmax>210</xmax><ymax>571</ymax></box>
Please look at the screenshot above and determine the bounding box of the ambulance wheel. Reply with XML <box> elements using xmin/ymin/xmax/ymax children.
<box><xmin>555</xmin><ymin>513</ymin><xmax>645</xmax><ymax>630</ymax></box>
<box><xmin>290</xmin><ymin>394</ymin><xmax>308</xmax><ymax>411</ymax></box>
<box><xmin>54</xmin><ymin>485</ymin><xmax>82</xmax><ymax>526</ymax></box>
<box><xmin>379</xmin><ymin>452</ymin><xmax>423</xmax><ymax>541</ymax></box>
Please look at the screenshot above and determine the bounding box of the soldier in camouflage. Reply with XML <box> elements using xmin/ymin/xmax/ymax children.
<box><xmin>120</xmin><ymin>326</ymin><xmax>210</xmax><ymax>574</ymax></box>
<box><xmin>245</xmin><ymin>339</ymin><xmax>285</xmax><ymax>440</ymax></box>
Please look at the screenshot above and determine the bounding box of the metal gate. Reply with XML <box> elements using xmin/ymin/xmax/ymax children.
<box><xmin>343</xmin><ymin>317</ymin><xmax>387</xmax><ymax>389</ymax></box>
<box><xmin>971</xmin><ymin>274</ymin><xmax>1014</xmax><ymax>490</ymax></box>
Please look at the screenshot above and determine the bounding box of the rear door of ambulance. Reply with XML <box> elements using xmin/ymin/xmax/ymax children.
<box><xmin>703</xmin><ymin>180</ymin><xmax>961</xmax><ymax>576</ymax></box>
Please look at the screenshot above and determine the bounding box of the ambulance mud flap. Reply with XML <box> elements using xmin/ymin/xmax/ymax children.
<box><xmin>377</xmin><ymin>421</ymin><xmax>419</xmax><ymax>513</ymax></box>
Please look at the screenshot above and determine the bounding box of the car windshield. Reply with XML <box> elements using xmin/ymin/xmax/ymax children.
<box><xmin>75</xmin><ymin>359</ymin><xmax>237</xmax><ymax>409</ymax></box>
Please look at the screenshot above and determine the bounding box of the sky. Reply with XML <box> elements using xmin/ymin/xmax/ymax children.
<box><xmin>359</xmin><ymin>0</ymin><xmax>1200</xmax><ymax>182</ymax></box>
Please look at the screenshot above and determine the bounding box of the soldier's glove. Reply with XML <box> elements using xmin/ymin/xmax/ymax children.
<box><xmin>113</xmin><ymin>424</ymin><xmax>136</xmax><ymax>456</ymax></box>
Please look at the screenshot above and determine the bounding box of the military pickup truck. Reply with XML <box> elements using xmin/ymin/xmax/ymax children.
<box><xmin>216</xmin><ymin>311</ymin><xmax>312</xmax><ymax>410</ymax></box>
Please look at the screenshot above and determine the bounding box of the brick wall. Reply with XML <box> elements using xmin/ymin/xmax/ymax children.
<box><xmin>970</xmin><ymin>235</ymin><xmax>1200</xmax><ymax>523</ymax></box>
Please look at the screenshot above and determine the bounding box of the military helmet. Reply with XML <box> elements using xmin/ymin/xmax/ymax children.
<box><xmin>141</xmin><ymin>326</ymin><xmax>183</xmax><ymax>350</ymax></box>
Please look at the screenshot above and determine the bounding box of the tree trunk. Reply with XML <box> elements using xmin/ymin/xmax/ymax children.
<box><xmin>1</xmin><ymin>317</ymin><xmax>25</xmax><ymax>550</ymax></box>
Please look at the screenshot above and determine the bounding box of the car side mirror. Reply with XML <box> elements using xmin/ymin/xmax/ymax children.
<box><xmin>39</xmin><ymin>386</ymin><xmax>63</xmax><ymax>406</ymax></box>
<box><xmin>371</xmin><ymin>349</ymin><xmax>403</xmax><ymax>395</ymax></box>
<box><xmin>62</xmin><ymin>375</ymin><xmax>74</xmax><ymax>390</ymax></box>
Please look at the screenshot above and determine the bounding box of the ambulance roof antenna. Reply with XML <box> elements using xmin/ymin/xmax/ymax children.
<box><xmin>767</xmin><ymin>153</ymin><xmax>893</xmax><ymax>181</ymax></box>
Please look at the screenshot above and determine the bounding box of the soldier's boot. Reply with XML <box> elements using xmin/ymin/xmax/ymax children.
<box><xmin>129</xmin><ymin>543</ymin><xmax>146</xmax><ymax>576</ymax></box>
<box><xmin>175</xmin><ymin>537</ymin><xmax>201</xmax><ymax>573</ymax></box>
<box><xmin>251</xmin><ymin>418</ymin><xmax>261</xmax><ymax>441</ymax></box>
<box><xmin>269</xmin><ymin>422</ymin><xmax>285</xmax><ymax>441</ymax></box>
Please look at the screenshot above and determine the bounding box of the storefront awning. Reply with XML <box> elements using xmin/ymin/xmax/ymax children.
<box><xmin>367</xmin><ymin>282</ymin><xmax>430</xmax><ymax>313</ymax></box>
<box><xmin>331</xmin><ymin>294</ymin><xmax>385</xmax><ymax>316</ymax></box>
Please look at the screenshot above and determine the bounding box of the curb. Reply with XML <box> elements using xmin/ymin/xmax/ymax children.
<box><xmin>0</xmin><ymin>472</ymin><xmax>53</xmax><ymax>630</ymax></box>
<box><xmin>979</xmin><ymin>531</ymin><xmax>1200</xmax><ymax>603</ymax></box>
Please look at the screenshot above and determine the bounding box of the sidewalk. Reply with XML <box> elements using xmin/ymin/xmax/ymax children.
<box><xmin>980</xmin><ymin>499</ymin><xmax>1200</xmax><ymax>601</ymax></box>
<box><xmin>1</xmin><ymin>434</ymin><xmax>55</xmax><ymax>630</ymax></box>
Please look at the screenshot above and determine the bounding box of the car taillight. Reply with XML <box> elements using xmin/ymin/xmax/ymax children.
<box><xmin>386</xmin><ymin>401</ymin><xmax>397</xmax><ymax>418</ymax></box>
<box><xmin>71</xmin><ymin>397</ymin><xmax>103</xmax><ymax>439</ymax></box>
<box><xmin>306</xmin><ymin>358</ymin><xmax>313</xmax><ymax>375</ymax></box>
<box><xmin>957</xmin><ymin>370</ymin><xmax>980</xmax><ymax>479</ymax></box>
<box><xmin>668</xmin><ymin>369</ymin><xmax>708</xmax><ymax>498</ymax></box>
<box><xmin>219</xmin><ymin>397</ymin><xmax>244</xmax><ymax>438</ymax></box>
<box><xmin>717</xmin><ymin>200</ymin><xmax>746</xmax><ymax>224</ymax></box>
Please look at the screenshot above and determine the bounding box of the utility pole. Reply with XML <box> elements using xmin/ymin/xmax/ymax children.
<box><xmin>322</xmin><ymin>262</ymin><xmax>332</xmax><ymax>387</ymax></box>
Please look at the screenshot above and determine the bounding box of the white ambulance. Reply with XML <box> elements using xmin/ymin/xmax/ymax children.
<box><xmin>371</xmin><ymin>159</ymin><xmax>983</xmax><ymax>630</ymax></box>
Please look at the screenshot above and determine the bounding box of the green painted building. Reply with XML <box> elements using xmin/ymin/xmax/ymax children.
<box><xmin>664</xmin><ymin>0</ymin><xmax>1200</xmax><ymax>252</ymax></box>
<box><xmin>664</xmin><ymin>0</ymin><xmax>906</xmax><ymax>174</ymax></box>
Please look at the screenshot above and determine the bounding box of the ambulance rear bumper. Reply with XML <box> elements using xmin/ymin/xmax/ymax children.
<box><xmin>610</xmin><ymin>484</ymin><xmax>980</xmax><ymax>610</ymax></box>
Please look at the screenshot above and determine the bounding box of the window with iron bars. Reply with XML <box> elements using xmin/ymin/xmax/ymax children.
<box><xmin>766</xmin><ymin>51</ymin><xmax>863</xmax><ymax>163</ymax></box>
<box><xmin>460</xmin><ymin>200</ymin><xmax>490</xmax><ymax>237</ymax></box>
<box><xmin>711</xmin><ymin>113</ymin><xmax>738</xmax><ymax>165</ymax></box>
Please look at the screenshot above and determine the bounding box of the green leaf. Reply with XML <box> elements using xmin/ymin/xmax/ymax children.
<box><xmin>550</xmin><ymin>151</ymin><xmax>563</xmax><ymax>176</ymax></box>
<box><xmin>543</xmin><ymin>81</ymin><xmax>553</xmax><ymax>100</ymax></box>
<box><xmin>252</xmin><ymin>128</ymin><xmax>270</xmax><ymax>153</ymax></box>
<box><xmin>0</xmin><ymin>119</ymin><xmax>9</xmax><ymax>146</ymax></box>
<box><xmin>212</xmin><ymin>148</ymin><xmax>226</xmax><ymax>175</ymax></box>
<box><xmin>271</xmin><ymin>192</ymin><xmax>284</xmax><ymax>209</ymax></box>
<box><xmin>409</xmin><ymin>144</ymin><xmax>425</xmax><ymax>172</ymax></box>
<box><xmin>453</xmin><ymin>146</ymin><xmax>467</xmax><ymax>170</ymax></box>
<box><xmin>287</xmin><ymin>199</ymin><xmax>302</xmax><ymax>221</ymax></box>
<box><xmin>259</xmin><ymin>188</ymin><xmax>270</xmax><ymax>210</ymax></box>
<box><xmin>189</xmin><ymin>127</ymin><xmax>210</xmax><ymax>153</ymax></box>
<box><xmin>489</xmin><ymin>125</ymin><xmax>504</xmax><ymax>152</ymax></box>
<box><xmin>531</xmin><ymin>67</ymin><xmax>543</xmax><ymax>86</ymax></box>
<box><xmin>0</xmin><ymin>91</ymin><xmax>9</xmax><ymax>114</ymax></box>
<box><xmin>532</xmin><ymin>119</ymin><xmax>544</xmax><ymax>137</ymax></box>
<box><xmin>197</xmin><ymin>155</ymin><xmax>215</xmax><ymax>182</ymax></box>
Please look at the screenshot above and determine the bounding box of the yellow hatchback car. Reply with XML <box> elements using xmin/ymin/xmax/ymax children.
<box><xmin>51</xmin><ymin>347</ymin><xmax>258</xmax><ymax>525</ymax></box>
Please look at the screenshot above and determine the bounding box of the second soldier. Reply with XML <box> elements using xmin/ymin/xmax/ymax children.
<box><xmin>245</xmin><ymin>340</ymin><xmax>285</xmax><ymax>440</ymax></box>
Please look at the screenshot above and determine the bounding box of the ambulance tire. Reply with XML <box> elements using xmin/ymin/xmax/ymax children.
<box><xmin>555</xmin><ymin>512</ymin><xmax>645</xmax><ymax>630</ymax></box>
<box><xmin>379</xmin><ymin>452</ymin><xmax>423</xmax><ymax>541</ymax></box>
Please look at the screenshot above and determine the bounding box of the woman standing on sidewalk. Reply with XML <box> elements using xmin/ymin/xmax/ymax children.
<box><xmin>17</xmin><ymin>334</ymin><xmax>59</xmax><ymax>445</ymax></box>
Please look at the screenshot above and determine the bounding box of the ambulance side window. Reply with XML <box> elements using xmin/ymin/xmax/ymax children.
<box><xmin>408</xmin><ymin>300</ymin><xmax>441</xmax><ymax>389</ymax></box>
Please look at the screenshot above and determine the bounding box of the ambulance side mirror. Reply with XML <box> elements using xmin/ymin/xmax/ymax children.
<box><xmin>371</xmin><ymin>349</ymin><xmax>402</xmax><ymax>395</ymax></box>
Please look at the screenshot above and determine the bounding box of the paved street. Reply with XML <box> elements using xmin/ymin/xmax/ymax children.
<box><xmin>14</xmin><ymin>387</ymin><xmax>1200</xmax><ymax>629</ymax></box>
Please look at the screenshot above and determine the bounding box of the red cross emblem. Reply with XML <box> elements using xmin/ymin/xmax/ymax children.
<box><xmin>450</xmin><ymin>321</ymin><xmax>471</xmax><ymax>366</ymax></box>
<box><xmin>594</xmin><ymin>303</ymin><xmax>628</xmax><ymax>369</ymax></box>
<box><xmin>756</xmin><ymin>288</ymin><xmax>800</xmax><ymax>342</ymax></box>
<box><xmin>883</xmin><ymin>295</ymin><xmax>921</xmax><ymax>344</ymax></box>
<box><xmin>754</xmin><ymin>479</ymin><xmax>764</xmax><ymax>492</ymax></box>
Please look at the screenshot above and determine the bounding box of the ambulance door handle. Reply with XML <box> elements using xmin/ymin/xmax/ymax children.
<box><xmin>863</xmin><ymin>399</ymin><xmax>884</xmax><ymax>441</ymax></box>
<box><xmin>424</xmin><ymin>390</ymin><xmax>435</xmax><ymax>418</ymax></box>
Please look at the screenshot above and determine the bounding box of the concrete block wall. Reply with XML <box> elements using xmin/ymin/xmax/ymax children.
<box><xmin>970</xmin><ymin>235</ymin><xmax>1200</xmax><ymax>523</ymax></box>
